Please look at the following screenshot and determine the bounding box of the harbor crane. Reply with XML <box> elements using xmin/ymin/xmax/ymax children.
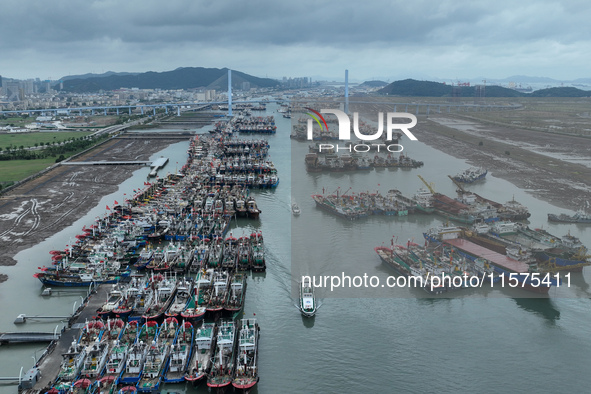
<box><xmin>417</xmin><ymin>175</ymin><xmax>436</xmax><ymax>194</ymax></box>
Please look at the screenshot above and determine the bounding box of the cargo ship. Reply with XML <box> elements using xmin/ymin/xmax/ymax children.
<box><xmin>424</xmin><ymin>226</ymin><xmax>557</xmax><ymax>293</ymax></box>
<box><xmin>548</xmin><ymin>209</ymin><xmax>591</xmax><ymax>223</ymax></box>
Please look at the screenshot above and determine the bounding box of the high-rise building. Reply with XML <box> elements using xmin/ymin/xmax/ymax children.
<box><xmin>6</xmin><ymin>82</ymin><xmax>21</xmax><ymax>101</ymax></box>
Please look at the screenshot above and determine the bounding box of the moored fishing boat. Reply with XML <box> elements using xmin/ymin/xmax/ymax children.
<box><xmin>185</xmin><ymin>322</ymin><xmax>216</xmax><ymax>384</ymax></box>
<box><xmin>118</xmin><ymin>340</ymin><xmax>148</xmax><ymax>385</ymax></box>
<box><xmin>180</xmin><ymin>269</ymin><xmax>211</xmax><ymax>324</ymax></box>
<box><xmin>79</xmin><ymin>338</ymin><xmax>109</xmax><ymax>379</ymax></box>
<box><xmin>97</xmin><ymin>285</ymin><xmax>124</xmax><ymax>319</ymax></box>
<box><xmin>225</xmin><ymin>272</ymin><xmax>246</xmax><ymax>315</ymax></box>
<box><xmin>95</xmin><ymin>374</ymin><xmax>118</xmax><ymax>394</ymax></box>
<box><xmin>136</xmin><ymin>338</ymin><xmax>170</xmax><ymax>393</ymax></box>
<box><xmin>206</xmin><ymin>270</ymin><xmax>230</xmax><ymax>313</ymax></box>
<box><xmin>452</xmin><ymin>167</ymin><xmax>487</xmax><ymax>183</ymax></box>
<box><xmin>250</xmin><ymin>232</ymin><xmax>265</xmax><ymax>271</ymax></box>
<box><xmin>56</xmin><ymin>340</ymin><xmax>86</xmax><ymax>383</ymax></box>
<box><xmin>142</xmin><ymin>276</ymin><xmax>176</xmax><ymax>321</ymax></box>
<box><xmin>232</xmin><ymin>319</ymin><xmax>260</xmax><ymax>391</ymax></box>
<box><xmin>163</xmin><ymin>321</ymin><xmax>194</xmax><ymax>383</ymax></box>
<box><xmin>548</xmin><ymin>209</ymin><xmax>591</xmax><ymax>224</ymax></box>
<box><xmin>207</xmin><ymin>320</ymin><xmax>237</xmax><ymax>389</ymax></box>
<box><xmin>164</xmin><ymin>277</ymin><xmax>193</xmax><ymax>319</ymax></box>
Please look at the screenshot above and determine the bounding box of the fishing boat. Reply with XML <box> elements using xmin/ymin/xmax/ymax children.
<box><xmin>79</xmin><ymin>338</ymin><xmax>109</xmax><ymax>378</ymax></box>
<box><xmin>142</xmin><ymin>276</ymin><xmax>176</xmax><ymax>321</ymax></box>
<box><xmin>207</xmin><ymin>320</ymin><xmax>237</xmax><ymax>389</ymax></box>
<box><xmin>163</xmin><ymin>321</ymin><xmax>194</xmax><ymax>383</ymax></box>
<box><xmin>232</xmin><ymin>319</ymin><xmax>260</xmax><ymax>391</ymax></box>
<box><xmin>112</xmin><ymin>277</ymin><xmax>147</xmax><ymax>320</ymax></box>
<box><xmin>71</xmin><ymin>378</ymin><xmax>93</xmax><ymax>394</ymax></box>
<box><xmin>164</xmin><ymin>277</ymin><xmax>193</xmax><ymax>319</ymax></box>
<box><xmin>292</xmin><ymin>202</ymin><xmax>301</xmax><ymax>216</ymax></box>
<box><xmin>299</xmin><ymin>277</ymin><xmax>317</xmax><ymax>317</ymax></box>
<box><xmin>96</xmin><ymin>285</ymin><xmax>124</xmax><ymax>319</ymax></box>
<box><xmin>136</xmin><ymin>338</ymin><xmax>170</xmax><ymax>393</ymax></box>
<box><xmin>78</xmin><ymin>319</ymin><xmax>105</xmax><ymax>347</ymax></box>
<box><xmin>452</xmin><ymin>167</ymin><xmax>487</xmax><ymax>183</ymax></box>
<box><xmin>548</xmin><ymin>209</ymin><xmax>591</xmax><ymax>224</ymax></box>
<box><xmin>206</xmin><ymin>270</ymin><xmax>230</xmax><ymax>313</ymax></box>
<box><xmin>180</xmin><ymin>269</ymin><xmax>211</xmax><ymax>323</ymax></box>
<box><xmin>118</xmin><ymin>340</ymin><xmax>148</xmax><ymax>385</ymax></box>
<box><xmin>250</xmin><ymin>232</ymin><xmax>266</xmax><ymax>272</ymax></box>
<box><xmin>103</xmin><ymin>339</ymin><xmax>128</xmax><ymax>381</ymax></box>
<box><xmin>119</xmin><ymin>321</ymin><xmax>158</xmax><ymax>384</ymax></box>
<box><xmin>236</xmin><ymin>236</ymin><xmax>251</xmax><ymax>271</ymax></box>
<box><xmin>95</xmin><ymin>374</ymin><xmax>118</xmax><ymax>394</ymax></box>
<box><xmin>185</xmin><ymin>322</ymin><xmax>216</xmax><ymax>384</ymax></box>
<box><xmin>224</xmin><ymin>272</ymin><xmax>246</xmax><ymax>315</ymax></box>
<box><xmin>57</xmin><ymin>340</ymin><xmax>86</xmax><ymax>382</ymax></box>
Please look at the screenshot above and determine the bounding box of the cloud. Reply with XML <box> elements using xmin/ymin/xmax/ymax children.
<box><xmin>0</xmin><ymin>0</ymin><xmax>590</xmax><ymax>80</ymax></box>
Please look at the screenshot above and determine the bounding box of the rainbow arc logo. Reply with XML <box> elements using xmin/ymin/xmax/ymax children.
<box><xmin>305</xmin><ymin>107</ymin><xmax>329</xmax><ymax>133</ymax></box>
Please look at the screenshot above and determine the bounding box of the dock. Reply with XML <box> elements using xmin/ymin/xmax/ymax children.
<box><xmin>22</xmin><ymin>284</ymin><xmax>109</xmax><ymax>392</ymax></box>
<box><xmin>0</xmin><ymin>332</ymin><xmax>60</xmax><ymax>345</ymax></box>
<box><xmin>61</xmin><ymin>161</ymin><xmax>151</xmax><ymax>166</ymax></box>
<box><xmin>149</xmin><ymin>157</ymin><xmax>169</xmax><ymax>177</ymax></box>
<box><xmin>444</xmin><ymin>238</ymin><xmax>528</xmax><ymax>273</ymax></box>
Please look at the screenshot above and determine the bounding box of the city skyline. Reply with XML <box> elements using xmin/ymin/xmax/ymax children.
<box><xmin>1</xmin><ymin>0</ymin><xmax>590</xmax><ymax>82</ymax></box>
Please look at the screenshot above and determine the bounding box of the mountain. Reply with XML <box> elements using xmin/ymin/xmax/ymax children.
<box><xmin>59</xmin><ymin>71</ymin><xmax>139</xmax><ymax>82</ymax></box>
<box><xmin>57</xmin><ymin>67</ymin><xmax>280</xmax><ymax>92</ymax></box>
<box><xmin>377</xmin><ymin>78</ymin><xmax>590</xmax><ymax>97</ymax></box>
<box><xmin>528</xmin><ymin>87</ymin><xmax>591</xmax><ymax>97</ymax></box>
<box><xmin>359</xmin><ymin>80</ymin><xmax>388</xmax><ymax>88</ymax></box>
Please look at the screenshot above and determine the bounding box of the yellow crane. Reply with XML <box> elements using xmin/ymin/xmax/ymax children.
<box><xmin>447</xmin><ymin>175</ymin><xmax>466</xmax><ymax>193</ymax></box>
<box><xmin>417</xmin><ymin>175</ymin><xmax>436</xmax><ymax>194</ymax></box>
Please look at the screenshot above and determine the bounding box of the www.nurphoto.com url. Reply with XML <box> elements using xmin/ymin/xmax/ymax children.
<box><xmin>303</xmin><ymin>272</ymin><xmax>571</xmax><ymax>292</ymax></box>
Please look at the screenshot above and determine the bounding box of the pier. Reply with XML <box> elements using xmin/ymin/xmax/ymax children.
<box><xmin>61</xmin><ymin>161</ymin><xmax>151</xmax><ymax>166</ymax></box>
<box><xmin>23</xmin><ymin>284</ymin><xmax>109</xmax><ymax>392</ymax></box>
<box><xmin>0</xmin><ymin>332</ymin><xmax>60</xmax><ymax>345</ymax></box>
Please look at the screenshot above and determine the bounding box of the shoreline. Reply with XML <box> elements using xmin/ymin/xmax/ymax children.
<box><xmin>0</xmin><ymin>136</ymin><xmax>189</xmax><ymax>280</ymax></box>
<box><xmin>416</xmin><ymin>115</ymin><xmax>591</xmax><ymax>212</ymax></box>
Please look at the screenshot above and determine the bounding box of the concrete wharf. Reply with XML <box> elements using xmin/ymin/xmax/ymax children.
<box><xmin>21</xmin><ymin>284</ymin><xmax>109</xmax><ymax>392</ymax></box>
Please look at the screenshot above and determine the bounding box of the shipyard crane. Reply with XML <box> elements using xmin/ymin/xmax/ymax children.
<box><xmin>417</xmin><ymin>175</ymin><xmax>436</xmax><ymax>194</ymax></box>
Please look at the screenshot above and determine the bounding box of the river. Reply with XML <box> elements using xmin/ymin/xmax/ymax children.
<box><xmin>1</xmin><ymin>102</ymin><xmax>590</xmax><ymax>393</ymax></box>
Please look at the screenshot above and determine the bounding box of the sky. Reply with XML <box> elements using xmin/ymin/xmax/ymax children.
<box><xmin>1</xmin><ymin>0</ymin><xmax>590</xmax><ymax>82</ymax></box>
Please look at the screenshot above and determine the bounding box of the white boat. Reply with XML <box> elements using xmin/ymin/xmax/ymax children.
<box><xmin>292</xmin><ymin>203</ymin><xmax>301</xmax><ymax>216</ymax></box>
<box><xmin>185</xmin><ymin>322</ymin><xmax>216</xmax><ymax>384</ymax></box>
<box><xmin>79</xmin><ymin>338</ymin><xmax>110</xmax><ymax>378</ymax></box>
<box><xmin>57</xmin><ymin>340</ymin><xmax>86</xmax><ymax>382</ymax></box>
<box><xmin>164</xmin><ymin>321</ymin><xmax>194</xmax><ymax>383</ymax></box>
<box><xmin>299</xmin><ymin>278</ymin><xmax>317</xmax><ymax>317</ymax></box>
<box><xmin>232</xmin><ymin>318</ymin><xmax>260</xmax><ymax>390</ymax></box>
<box><xmin>207</xmin><ymin>320</ymin><xmax>237</xmax><ymax>389</ymax></box>
<box><xmin>103</xmin><ymin>339</ymin><xmax>128</xmax><ymax>378</ymax></box>
<box><xmin>137</xmin><ymin>339</ymin><xmax>170</xmax><ymax>392</ymax></box>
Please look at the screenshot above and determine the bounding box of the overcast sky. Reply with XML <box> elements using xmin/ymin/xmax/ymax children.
<box><xmin>1</xmin><ymin>0</ymin><xmax>590</xmax><ymax>82</ymax></box>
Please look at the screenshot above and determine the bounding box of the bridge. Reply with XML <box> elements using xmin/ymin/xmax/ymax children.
<box><xmin>0</xmin><ymin>98</ymin><xmax>520</xmax><ymax>118</ymax></box>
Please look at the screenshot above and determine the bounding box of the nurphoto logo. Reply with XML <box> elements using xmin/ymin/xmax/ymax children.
<box><xmin>305</xmin><ymin>108</ymin><xmax>418</xmax><ymax>153</ymax></box>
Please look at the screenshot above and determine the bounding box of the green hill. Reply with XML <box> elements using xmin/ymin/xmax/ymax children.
<box><xmin>57</xmin><ymin>67</ymin><xmax>279</xmax><ymax>92</ymax></box>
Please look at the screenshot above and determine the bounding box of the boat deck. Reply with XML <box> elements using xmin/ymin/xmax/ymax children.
<box><xmin>444</xmin><ymin>238</ymin><xmax>528</xmax><ymax>273</ymax></box>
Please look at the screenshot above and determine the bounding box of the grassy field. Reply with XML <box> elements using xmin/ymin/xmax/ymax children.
<box><xmin>0</xmin><ymin>157</ymin><xmax>57</xmax><ymax>183</ymax></box>
<box><xmin>0</xmin><ymin>131</ymin><xmax>93</xmax><ymax>151</ymax></box>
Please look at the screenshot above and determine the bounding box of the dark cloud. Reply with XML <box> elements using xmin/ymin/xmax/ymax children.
<box><xmin>0</xmin><ymin>0</ymin><xmax>590</xmax><ymax>80</ymax></box>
